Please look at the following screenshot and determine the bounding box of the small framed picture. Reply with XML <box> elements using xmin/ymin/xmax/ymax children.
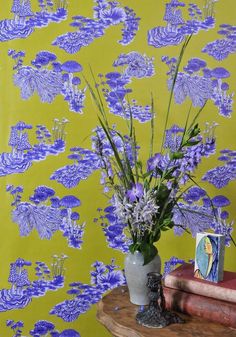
<box><xmin>194</xmin><ymin>233</ymin><xmax>225</xmax><ymax>283</ymax></box>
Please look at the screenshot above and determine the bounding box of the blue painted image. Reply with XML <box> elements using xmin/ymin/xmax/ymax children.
<box><xmin>0</xmin><ymin>256</ymin><xmax>66</xmax><ymax>312</ymax></box>
<box><xmin>0</xmin><ymin>0</ymin><xmax>68</xmax><ymax>42</ymax></box>
<box><xmin>7</xmin><ymin>185</ymin><xmax>85</xmax><ymax>249</ymax></box>
<box><xmin>0</xmin><ymin>120</ymin><xmax>66</xmax><ymax>177</ymax></box>
<box><xmin>194</xmin><ymin>233</ymin><xmax>225</xmax><ymax>282</ymax></box>
<box><xmin>52</xmin><ymin>0</ymin><xmax>140</xmax><ymax>54</ymax></box>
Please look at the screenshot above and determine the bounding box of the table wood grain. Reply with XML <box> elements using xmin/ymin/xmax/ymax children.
<box><xmin>97</xmin><ymin>286</ymin><xmax>236</xmax><ymax>337</ymax></box>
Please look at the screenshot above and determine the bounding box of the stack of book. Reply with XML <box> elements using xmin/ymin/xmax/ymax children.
<box><xmin>163</xmin><ymin>263</ymin><xmax>236</xmax><ymax>328</ymax></box>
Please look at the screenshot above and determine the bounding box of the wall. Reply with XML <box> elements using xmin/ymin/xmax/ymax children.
<box><xmin>0</xmin><ymin>0</ymin><xmax>235</xmax><ymax>336</ymax></box>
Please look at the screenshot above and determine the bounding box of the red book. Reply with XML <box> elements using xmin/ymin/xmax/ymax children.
<box><xmin>164</xmin><ymin>286</ymin><xmax>236</xmax><ymax>329</ymax></box>
<box><xmin>163</xmin><ymin>263</ymin><xmax>236</xmax><ymax>303</ymax></box>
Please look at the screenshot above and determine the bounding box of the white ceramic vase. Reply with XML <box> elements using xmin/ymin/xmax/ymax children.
<box><xmin>124</xmin><ymin>250</ymin><xmax>161</xmax><ymax>305</ymax></box>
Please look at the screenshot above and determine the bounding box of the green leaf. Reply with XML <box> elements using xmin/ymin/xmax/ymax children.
<box><xmin>188</xmin><ymin>124</ymin><xmax>200</xmax><ymax>138</ymax></box>
<box><xmin>153</xmin><ymin>230</ymin><xmax>161</xmax><ymax>242</ymax></box>
<box><xmin>184</xmin><ymin>140</ymin><xmax>201</xmax><ymax>147</ymax></box>
<box><xmin>129</xmin><ymin>243</ymin><xmax>140</xmax><ymax>254</ymax></box>
<box><xmin>170</xmin><ymin>151</ymin><xmax>184</xmax><ymax>160</ymax></box>
<box><xmin>140</xmin><ymin>242</ymin><xmax>157</xmax><ymax>265</ymax></box>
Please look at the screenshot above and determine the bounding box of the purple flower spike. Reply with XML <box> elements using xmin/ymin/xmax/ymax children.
<box><xmin>211</xmin><ymin>67</ymin><xmax>230</xmax><ymax>79</ymax></box>
<box><xmin>212</xmin><ymin>195</ymin><xmax>230</xmax><ymax>207</ymax></box>
<box><xmin>126</xmin><ymin>183</ymin><xmax>144</xmax><ymax>202</ymax></box>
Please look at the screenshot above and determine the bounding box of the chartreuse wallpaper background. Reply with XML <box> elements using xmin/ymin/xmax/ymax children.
<box><xmin>0</xmin><ymin>0</ymin><xmax>236</xmax><ymax>336</ymax></box>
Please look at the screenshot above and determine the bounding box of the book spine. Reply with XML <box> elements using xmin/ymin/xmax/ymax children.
<box><xmin>163</xmin><ymin>274</ymin><xmax>236</xmax><ymax>304</ymax></box>
<box><xmin>164</xmin><ymin>286</ymin><xmax>236</xmax><ymax>329</ymax></box>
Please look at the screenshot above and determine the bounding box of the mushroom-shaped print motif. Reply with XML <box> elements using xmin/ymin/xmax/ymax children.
<box><xmin>61</xmin><ymin>61</ymin><xmax>83</xmax><ymax>84</ymax></box>
<box><xmin>60</xmin><ymin>61</ymin><xmax>86</xmax><ymax>113</ymax></box>
<box><xmin>72</xmin><ymin>76</ymin><xmax>81</xmax><ymax>94</ymax></box>
<box><xmin>212</xmin><ymin>195</ymin><xmax>230</xmax><ymax>207</ymax></box>
<box><xmin>211</xmin><ymin>67</ymin><xmax>230</xmax><ymax>89</ymax></box>
<box><xmin>60</xmin><ymin>195</ymin><xmax>81</xmax><ymax>227</ymax></box>
<box><xmin>59</xmin><ymin>329</ymin><xmax>81</xmax><ymax>337</ymax></box>
<box><xmin>211</xmin><ymin>67</ymin><xmax>230</xmax><ymax>79</ymax></box>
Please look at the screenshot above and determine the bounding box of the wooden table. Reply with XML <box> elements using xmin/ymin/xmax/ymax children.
<box><xmin>97</xmin><ymin>286</ymin><xmax>236</xmax><ymax>337</ymax></box>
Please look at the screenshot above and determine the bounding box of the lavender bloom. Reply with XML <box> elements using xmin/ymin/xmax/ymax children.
<box><xmin>126</xmin><ymin>183</ymin><xmax>144</xmax><ymax>202</ymax></box>
<box><xmin>112</xmin><ymin>189</ymin><xmax>159</xmax><ymax>241</ymax></box>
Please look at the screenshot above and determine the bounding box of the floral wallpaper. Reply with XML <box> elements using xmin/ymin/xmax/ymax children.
<box><xmin>0</xmin><ymin>0</ymin><xmax>236</xmax><ymax>336</ymax></box>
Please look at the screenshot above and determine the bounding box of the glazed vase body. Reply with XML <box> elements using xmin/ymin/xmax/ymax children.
<box><xmin>124</xmin><ymin>251</ymin><xmax>161</xmax><ymax>305</ymax></box>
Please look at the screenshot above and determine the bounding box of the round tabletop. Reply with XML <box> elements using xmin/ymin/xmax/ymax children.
<box><xmin>97</xmin><ymin>286</ymin><xmax>236</xmax><ymax>337</ymax></box>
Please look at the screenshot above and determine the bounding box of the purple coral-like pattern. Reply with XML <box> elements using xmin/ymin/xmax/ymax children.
<box><xmin>0</xmin><ymin>257</ymin><xmax>65</xmax><ymax>312</ymax></box>
<box><xmin>50</xmin><ymin>260</ymin><xmax>126</xmax><ymax>322</ymax></box>
<box><xmin>7</xmin><ymin>185</ymin><xmax>85</xmax><ymax>249</ymax></box>
<box><xmin>9</xmin><ymin>50</ymin><xmax>86</xmax><ymax>114</ymax></box>
<box><xmin>52</xmin><ymin>0</ymin><xmax>140</xmax><ymax>53</ymax></box>
<box><xmin>0</xmin><ymin>120</ymin><xmax>66</xmax><ymax>177</ymax></box>
<box><xmin>6</xmin><ymin>319</ymin><xmax>81</xmax><ymax>336</ymax></box>
<box><xmin>0</xmin><ymin>0</ymin><xmax>67</xmax><ymax>42</ymax></box>
<box><xmin>202</xmin><ymin>24</ymin><xmax>236</xmax><ymax>60</ymax></box>
<box><xmin>148</xmin><ymin>0</ymin><xmax>215</xmax><ymax>48</ymax></box>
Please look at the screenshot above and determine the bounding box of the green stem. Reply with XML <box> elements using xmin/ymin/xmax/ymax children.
<box><xmin>160</xmin><ymin>34</ymin><xmax>193</xmax><ymax>153</ymax></box>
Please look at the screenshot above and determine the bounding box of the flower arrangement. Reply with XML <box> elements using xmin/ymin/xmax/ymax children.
<box><xmin>86</xmin><ymin>0</ymin><xmax>235</xmax><ymax>265</ymax></box>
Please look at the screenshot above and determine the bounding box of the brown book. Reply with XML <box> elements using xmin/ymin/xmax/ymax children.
<box><xmin>163</xmin><ymin>263</ymin><xmax>236</xmax><ymax>303</ymax></box>
<box><xmin>164</xmin><ymin>286</ymin><xmax>236</xmax><ymax>329</ymax></box>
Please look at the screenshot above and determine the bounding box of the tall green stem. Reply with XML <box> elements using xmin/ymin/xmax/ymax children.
<box><xmin>160</xmin><ymin>35</ymin><xmax>193</xmax><ymax>153</ymax></box>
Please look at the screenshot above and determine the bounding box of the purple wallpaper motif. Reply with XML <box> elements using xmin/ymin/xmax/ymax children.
<box><xmin>7</xmin><ymin>185</ymin><xmax>85</xmax><ymax>249</ymax></box>
<box><xmin>52</xmin><ymin>0</ymin><xmax>140</xmax><ymax>53</ymax></box>
<box><xmin>162</xmin><ymin>56</ymin><xmax>234</xmax><ymax>117</ymax></box>
<box><xmin>0</xmin><ymin>256</ymin><xmax>65</xmax><ymax>312</ymax></box>
<box><xmin>0</xmin><ymin>0</ymin><xmax>67</xmax><ymax>42</ymax></box>
<box><xmin>0</xmin><ymin>120</ymin><xmax>66</xmax><ymax>177</ymax></box>
<box><xmin>148</xmin><ymin>0</ymin><xmax>215</xmax><ymax>48</ymax></box>
<box><xmin>9</xmin><ymin>50</ymin><xmax>86</xmax><ymax>113</ymax></box>
<box><xmin>50</xmin><ymin>260</ymin><xmax>125</xmax><ymax>321</ymax></box>
<box><xmin>6</xmin><ymin>319</ymin><xmax>81</xmax><ymax>337</ymax></box>
<box><xmin>202</xmin><ymin>24</ymin><xmax>236</xmax><ymax>60</ymax></box>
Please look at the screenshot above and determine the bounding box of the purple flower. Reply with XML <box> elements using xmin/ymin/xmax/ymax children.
<box><xmin>126</xmin><ymin>183</ymin><xmax>144</xmax><ymax>202</ymax></box>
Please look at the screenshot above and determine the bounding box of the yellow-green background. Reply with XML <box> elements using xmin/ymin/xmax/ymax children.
<box><xmin>0</xmin><ymin>0</ymin><xmax>236</xmax><ymax>336</ymax></box>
